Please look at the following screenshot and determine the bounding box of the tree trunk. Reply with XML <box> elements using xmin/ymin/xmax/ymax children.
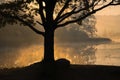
<box><xmin>43</xmin><ymin>29</ymin><xmax>56</xmax><ymax>79</ymax></box>
<box><xmin>44</xmin><ymin>29</ymin><xmax>55</xmax><ymax>63</ymax></box>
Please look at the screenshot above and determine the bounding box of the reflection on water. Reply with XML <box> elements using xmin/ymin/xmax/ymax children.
<box><xmin>0</xmin><ymin>46</ymin><xmax>44</xmax><ymax>68</ymax></box>
<box><xmin>0</xmin><ymin>42</ymin><xmax>120</xmax><ymax>68</ymax></box>
<box><xmin>96</xmin><ymin>42</ymin><xmax>120</xmax><ymax>66</ymax></box>
<box><xmin>55</xmin><ymin>43</ymin><xmax>97</xmax><ymax>64</ymax></box>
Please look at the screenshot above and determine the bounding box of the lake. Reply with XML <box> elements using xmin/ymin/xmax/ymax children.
<box><xmin>0</xmin><ymin>42</ymin><xmax>120</xmax><ymax>68</ymax></box>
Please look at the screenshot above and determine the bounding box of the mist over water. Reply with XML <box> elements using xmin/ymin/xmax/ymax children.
<box><xmin>0</xmin><ymin>15</ymin><xmax>120</xmax><ymax>68</ymax></box>
<box><xmin>96</xmin><ymin>15</ymin><xmax>120</xmax><ymax>42</ymax></box>
<box><xmin>1</xmin><ymin>42</ymin><xmax>120</xmax><ymax>68</ymax></box>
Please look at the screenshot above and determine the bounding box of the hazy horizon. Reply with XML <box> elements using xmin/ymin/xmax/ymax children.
<box><xmin>96</xmin><ymin>15</ymin><xmax>120</xmax><ymax>42</ymax></box>
<box><xmin>0</xmin><ymin>15</ymin><xmax>120</xmax><ymax>43</ymax></box>
<box><xmin>0</xmin><ymin>14</ymin><xmax>120</xmax><ymax>68</ymax></box>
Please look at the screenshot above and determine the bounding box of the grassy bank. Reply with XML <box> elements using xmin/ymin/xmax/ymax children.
<box><xmin>0</xmin><ymin>61</ymin><xmax>120</xmax><ymax>80</ymax></box>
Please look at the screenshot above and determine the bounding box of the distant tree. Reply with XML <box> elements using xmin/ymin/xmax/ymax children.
<box><xmin>79</xmin><ymin>15</ymin><xmax>97</xmax><ymax>38</ymax></box>
<box><xmin>0</xmin><ymin>0</ymin><xmax>120</xmax><ymax>63</ymax></box>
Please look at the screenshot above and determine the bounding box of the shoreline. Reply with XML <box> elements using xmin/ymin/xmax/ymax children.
<box><xmin>0</xmin><ymin>62</ymin><xmax>120</xmax><ymax>80</ymax></box>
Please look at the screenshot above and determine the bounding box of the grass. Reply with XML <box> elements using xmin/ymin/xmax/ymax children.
<box><xmin>0</xmin><ymin>59</ymin><xmax>120</xmax><ymax>80</ymax></box>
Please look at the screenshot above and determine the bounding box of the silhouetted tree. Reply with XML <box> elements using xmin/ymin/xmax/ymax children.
<box><xmin>0</xmin><ymin>0</ymin><xmax>120</xmax><ymax>63</ymax></box>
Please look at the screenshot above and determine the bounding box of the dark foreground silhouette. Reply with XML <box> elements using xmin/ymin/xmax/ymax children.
<box><xmin>0</xmin><ymin>59</ymin><xmax>120</xmax><ymax>80</ymax></box>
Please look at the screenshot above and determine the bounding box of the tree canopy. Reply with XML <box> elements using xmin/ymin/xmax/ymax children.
<box><xmin>0</xmin><ymin>0</ymin><xmax>120</xmax><ymax>36</ymax></box>
<box><xmin>0</xmin><ymin>0</ymin><xmax>120</xmax><ymax>62</ymax></box>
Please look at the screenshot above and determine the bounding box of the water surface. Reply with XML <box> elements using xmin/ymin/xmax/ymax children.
<box><xmin>0</xmin><ymin>42</ymin><xmax>120</xmax><ymax>68</ymax></box>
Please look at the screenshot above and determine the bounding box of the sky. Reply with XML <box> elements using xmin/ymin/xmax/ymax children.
<box><xmin>0</xmin><ymin>1</ymin><xmax>120</xmax><ymax>68</ymax></box>
<box><xmin>0</xmin><ymin>0</ymin><xmax>120</xmax><ymax>40</ymax></box>
<box><xmin>96</xmin><ymin>6</ymin><xmax>120</xmax><ymax>15</ymax></box>
<box><xmin>94</xmin><ymin>5</ymin><xmax>120</xmax><ymax>41</ymax></box>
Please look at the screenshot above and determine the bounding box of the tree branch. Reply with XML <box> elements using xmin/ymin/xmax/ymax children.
<box><xmin>55</xmin><ymin>0</ymin><xmax>71</xmax><ymax>21</ymax></box>
<box><xmin>15</xmin><ymin>16</ymin><xmax>45</xmax><ymax>36</ymax></box>
<box><xmin>36</xmin><ymin>21</ymin><xmax>43</xmax><ymax>26</ymax></box>
<box><xmin>37</xmin><ymin>0</ymin><xmax>46</xmax><ymax>24</ymax></box>
<box><xmin>57</xmin><ymin>7</ymin><xmax>76</xmax><ymax>23</ymax></box>
<box><xmin>56</xmin><ymin>2</ymin><xmax>95</xmax><ymax>24</ymax></box>
<box><xmin>57</xmin><ymin>0</ymin><xmax>120</xmax><ymax>27</ymax></box>
<box><xmin>0</xmin><ymin>11</ymin><xmax>45</xmax><ymax>36</ymax></box>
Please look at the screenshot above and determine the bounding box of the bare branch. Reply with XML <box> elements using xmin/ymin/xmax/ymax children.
<box><xmin>92</xmin><ymin>0</ymin><xmax>101</xmax><ymax>10</ymax></box>
<box><xmin>57</xmin><ymin>7</ymin><xmax>76</xmax><ymax>23</ymax></box>
<box><xmin>55</xmin><ymin>0</ymin><xmax>71</xmax><ymax>21</ymax></box>
<box><xmin>56</xmin><ymin>3</ymin><xmax>94</xmax><ymax>24</ymax></box>
<box><xmin>37</xmin><ymin>0</ymin><xmax>46</xmax><ymax>24</ymax></box>
<box><xmin>36</xmin><ymin>21</ymin><xmax>43</xmax><ymax>26</ymax></box>
<box><xmin>57</xmin><ymin>12</ymin><xmax>94</xmax><ymax>27</ymax></box>
<box><xmin>57</xmin><ymin>0</ymin><xmax>119</xmax><ymax>27</ymax></box>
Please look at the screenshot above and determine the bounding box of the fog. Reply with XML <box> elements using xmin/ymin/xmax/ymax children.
<box><xmin>96</xmin><ymin>15</ymin><xmax>120</xmax><ymax>42</ymax></box>
<box><xmin>0</xmin><ymin>15</ymin><xmax>120</xmax><ymax>68</ymax></box>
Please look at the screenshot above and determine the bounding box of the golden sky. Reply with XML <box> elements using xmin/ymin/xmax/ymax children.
<box><xmin>95</xmin><ymin>5</ymin><xmax>120</xmax><ymax>41</ymax></box>
<box><xmin>96</xmin><ymin>6</ymin><xmax>120</xmax><ymax>15</ymax></box>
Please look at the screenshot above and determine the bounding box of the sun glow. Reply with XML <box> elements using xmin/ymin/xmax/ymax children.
<box><xmin>14</xmin><ymin>45</ymin><xmax>44</xmax><ymax>67</ymax></box>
